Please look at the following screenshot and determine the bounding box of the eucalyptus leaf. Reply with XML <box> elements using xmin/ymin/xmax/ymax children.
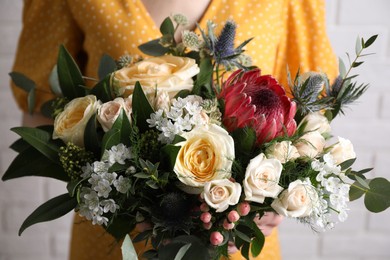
<box><xmin>49</xmin><ymin>65</ymin><xmax>62</xmax><ymax>96</ymax></box>
<box><xmin>19</xmin><ymin>193</ymin><xmax>77</xmax><ymax>235</ymax></box>
<box><xmin>11</xmin><ymin>127</ymin><xmax>60</xmax><ymax>163</ymax></box>
<box><xmin>364</xmin><ymin>177</ymin><xmax>390</xmax><ymax>213</ymax></box>
<box><xmin>338</xmin><ymin>58</ymin><xmax>347</xmax><ymax>78</ymax></box>
<box><xmin>138</xmin><ymin>39</ymin><xmax>169</xmax><ymax>56</ymax></box>
<box><xmin>121</xmin><ymin>234</ymin><xmax>139</xmax><ymax>260</ymax></box>
<box><xmin>57</xmin><ymin>45</ymin><xmax>85</xmax><ymax>99</ymax></box>
<box><xmin>356</xmin><ymin>175</ymin><xmax>370</xmax><ymax>189</ymax></box>
<box><xmin>160</xmin><ymin>17</ymin><xmax>175</xmax><ymax>36</ymax></box>
<box><xmin>355</xmin><ymin>36</ymin><xmax>362</xmax><ymax>55</ymax></box>
<box><xmin>98</xmin><ymin>54</ymin><xmax>117</xmax><ymax>80</ymax></box>
<box><xmin>339</xmin><ymin>158</ymin><xmax>356</xmax><ymax>171</ymax></box>
<box><xmin>349</xmin><ymin>180</ymin><xmax>368</xmax><ymax>201</ymax></box>
<box><xmin>9</xmin><ymin>72</ymin><xmax>35</xmax><ymax>92</ymax></box>
<box><xmin>2</xmin><ymin>146</ymin><xmax>69</xmax><ymax>182</ymax></box>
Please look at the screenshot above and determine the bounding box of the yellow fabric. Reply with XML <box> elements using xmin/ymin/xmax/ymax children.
<box><xmin>12</xmin><ymin>0</ymin><xmax>338</xmax><ymax>259</ymax></box>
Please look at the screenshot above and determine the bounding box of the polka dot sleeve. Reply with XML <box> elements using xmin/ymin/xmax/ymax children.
<box><xmin>11</xmin><ymin>0</ymin><xmax>83</xmax><ymax>112</ymax></box>
<box><xmin>274</xmin><ymin>0</ymin><xmax>338</xmax><ymax>90</ymax></box>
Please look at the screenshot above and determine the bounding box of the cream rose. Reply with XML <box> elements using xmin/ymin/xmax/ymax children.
<box><xmin>149</xmin><ymin>90</ymin><xmax>171</xmax><ymax>111</ymax></box>
<box><xmin>53</xmin><ymin>95</ymin><xmax>100</xmax><ymax>147</ymax></box>
<box><xmin>329</xmin><ymin>137</ymin><xmax>356</xmax><ymax>165</ymax></box>
<box><xmin>113</xmin><ymin>56</ymin><xmax>200</xmax><ymax>97</ymax></box>
<box><xmin>97</xmin><ymin>97</ymin><xmax>132</xmax><ymax>132</ymax></box>
<box><xmin>300</xmin><ymin>112</ymin><xmax>331</xmax><ymax>134</ymax></box>
<box><xmin>174</xmin><ymin>124</ymin><xmax>235</xmax><ymax>187</ymax></box>
<box><xmin>265</xmin><ymin>141</ymin><xmax>300</xmax><ymax>163</ymax></box>
<box><xmin>202</xmin><ymin>179</ymin><xmax>242</xmax><ymax>212</ymax></box>
<box><xmin>271</xmin><ymin>179</ymin><xmax>318</xmax><ymax>218</ymax></box>
<box><xmin>243</xmin><ymin>153</ymin><xmax>284</xmax><ymax>203</ymax></box>
<box><xmin>295</xmin><ymin>131</ymin><xmax>325</xmax><ymax>158</ymax></box>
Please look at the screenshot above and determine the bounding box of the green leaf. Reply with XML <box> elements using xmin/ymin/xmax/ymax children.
<box><xmin>66</xmin><ymin>178</ymin><xmax>85</xmax><ymax>197</ymax></box>
<box><xmin>339</xmin><ymin>158</ymin><xmax>356</xmax><ymax>170</ymax></box>
<box><xmin>338</xmin><ymin>58</ymin><xmax>347</xmax><ymax>78</ymax></box>
<box><xmin>121</xmin><ymin>234</ymin><xmax>138</xmax><ymax>260</ymax></box>
<box><xmin>84</xmin><ymin>114</ymin><xmax>101</xmax><ymax>157</ymax></box>
<box><xmin>49</xmin><ymin>65</ymin><xmax>62</xmax><ymax>96</ymax></box>
<box><xmin>160</xmin><ymin>17</ymin><xmax>175</xmax><ymax>36</ymax></box>
<box><xmin>19</xmin><ymin>193</ymin><xmax>77</xmax><ymax>235</ymax></box>
<box><xmin>349</xmin><ymin>180</ymin><xmax>368</xmax><ymax>201</ymax></box>
<box><xmin>352</xmin><ymin>61</ymin><xmax>364</xmax><ymax>68</ymax></box>
<box><xmin>138</xmin><ymin>39</ymin><xmax>169</xmax><ymax>56</ymax></box>
<box><xmin>193</xmin><ymin>58</ymin><xmax>213</xmax><ymax>97</ymax></box>
<box><xmin>105</xmin><ymin>215</ymin><xmax>135</xmax><ymax>239</ymax></box>
<box><xmin>132</xmin><ymin>82</ymin><xmax>154</xmax><ymax>132</ymax></box>
<box><xmin>27</xmin><ymin>88</ymin><xmax>36</xmax><ymax>114</ymax></box>
<box><xmin>57</xmin><ymin>45</ymin><xmax>85</xmax><ymax>99</ymax></box>
<box><xmin>363</xmin><ymin>35</ymin><xmax>378</xmax><ymax>48</ymax></box>
<box><xmin>231</xmin><ymin>127</ymin><xmax>256</xmax><ymax>157</ymax></box>
<box><xmin>9</xmin><ymin>72</ymin><xmax>36</xmax><ymax>92</ymax></box>
<box><xmin>11</xmin><ymin>127</ymin><xmax>60</xmax><ymax>163</ymax></box>
<box><xmin>9</xmin><ymin>138</ymin><xmax>30</xmax><ymax>153</ymax></box>
<box><xmin>364</xmin><ymin>177</ymin><xmax>390</xmax><ymax>213</ymax></box>
<box><xmin>90</xmin><ymin>74</ymin><xmax>113</xmax><ymax>103</ymax></box>
<box><xmin>174</xmin><ymin>89</ymin><xmax>191</xmax><ymax>99</ymax></box>
<box><xmin>158</xmin><ymin>235</ymin><xmax>209</xmax><ymax>260</ymax></box>
<box><xmin>356</xmin><ymin>175</ymin><xmax>370</xmax><ymax>189</ymax></box>
<box><xmin>355</xmin><ymin>36</ymin><xmax>362</xmax><ymax>55</ymax></box>
<box><xmin>234</xmin><ymin>229</ymin><xmax>251</xmax><ymax>243</ymax></box>
<box><xmin>101</xmin><ymin>109</ymin><xmax>131</xmax><ymax>155</ymax></box>
<box><xmin>2</xmin><ymin>146</ymin><xmax>69</xmax><ymax>182</ymax></box>
<box><xmin>160</xmin><ymin>144</ymin><xmax>181</xmax><ymax>170</ymax></box>
<box><xmin>98</xmin><ymin>54</ymin><xmax>117</xmax><ymax>80</ymax></box>
<box><xmin>174</xmin><ymin>243</ymin><xmax>192</xmax><ymax>260</ymax></box>
<box><xmin>40</xmin><ymin>99</ymin><xmax>56</xmax><ymax>119</ymax></box>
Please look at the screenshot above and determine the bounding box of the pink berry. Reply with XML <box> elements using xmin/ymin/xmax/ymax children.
<box><xmin>237</xmin><ymin>202</ymin><xmax>251</xmax><ymax>216</ymax></box>
<box><xmin>200</xmin><ymin>203</ymin><xmax>210</xmax><ymax>212</ymax></box>
<box><xmin>200</xmin><ymin>212</ymin><xmax>212</xmax><ymax>223</ymax></box>
<box><xmin>203</xmin><ymin>222</ymin><xmax>213</xmax><ymax>230</ymax></box>
<box><xmin>223</xmin><ymin>219</ymin><xmax>235</xmax><ymax>230</ymax></box>
<box><xmin>210</xmin><ymin>231</ymin><xmax>224</xmax><ymax>246</ymax></box>
<box><xmin>227</xmin><ymin>210</ymin><xmax>240</xmax><ymax>222</ymax></box>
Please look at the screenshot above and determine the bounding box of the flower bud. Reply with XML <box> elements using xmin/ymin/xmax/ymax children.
<box><xmin>210</xmin><ymin>231</ymin><xmax>224</xmax><ymax>246</ymax></box>
<box><xmin>223</xmin><ymin>219</ymin><xmax>235</xmax><ymax>230</ymax></box>
<box><xmin>200</xmin><ymin>203</ymin><xmax>210</xmax><ymax>212</ymax></box>
<box><xmin>200</xmin><ymin>212</ymin><xmax>212</xmax><ymax>223</ymax></box>
<box><xmin>237</xmin><ymin>202</ymin><xmax>250</xmax><ymax>216</ymax></box>
<box><xmin>203</xmin><ymin>222</ymin><xmax>213</xmax><ymax>230</ymax></box>
<box><xmin>227</xmin><ymin>210</ymin><xmax>240</xmax><ymax>222</ymax></box>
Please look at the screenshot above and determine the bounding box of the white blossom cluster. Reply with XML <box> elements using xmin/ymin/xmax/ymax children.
<box><xmin>78</xmin><ymin>144</ymin><xmax>133</xmax><ymax>225</ymax></box>
<box><xmin>309</xmin><ymin>153</ymin><xmax>350</xmax><ymax>230</ymax></box>
<box><xmin>147</xmin><ymin>95</ymin><xmax>209</xmax><ymax>143</ymax></box>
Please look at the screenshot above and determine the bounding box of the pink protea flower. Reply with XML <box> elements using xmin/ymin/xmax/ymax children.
<box><xmin>219</xmin><ymin>69</ymin><xmax>297</xmax><ymax>144</ymax></box>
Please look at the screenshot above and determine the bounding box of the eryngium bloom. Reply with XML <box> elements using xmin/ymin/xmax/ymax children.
<box><xmin>220</xmin><ymin>69</ymin><xmax>297</xmax><ymax>144</ymax></box>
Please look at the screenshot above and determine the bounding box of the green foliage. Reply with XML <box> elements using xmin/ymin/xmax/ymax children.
<box><xmin>132</xmin><ymin>82</ymin><xmax>155</xmax><ymax>132</ymax></box>
<box><xmin>59</xmin><ymin>143</ymin><xmax>94</xmax><ymax>180</ymax></box>
<box><xmin>138</xmin><ymin>39</ymin><xmax>169</xmax><ymax>56</ymax></box>
<box><xmin>11</xmin><ymin>127</ymin><xmax>61</xmax><ymax>164</ymax></box>
<box><xmin>98</xmin><ymin>54</ymin><xmax>117</xmax><ymax>80</ymax></box>
<box><xmin>105</xmin><ymin>215</ymin><xmax>136</xmax><ymax>239</ymax></box>
<box><xmin>19</xmin><ymin>193</ymin><xmax>77</xmax><ymax>235</ymax></box>
<box><xmin>121</xmin><ymin>234</ymin><xmax>138</xmax><ymax>260</ymax></box>
<box><xmin>90</xmin><ymin>74</ymin><xmax>114</xmax><ymax>103</ymax></box>
<box><xmin>9</xmin><ymin>72</ymin><xmax>36</xmax><ymax>114</ymax></box>
<box><xmin>192</xmin><ymin>57</ymin><xmax>214</xmax><ymax>98</ymax></box>
<box><xmin>57</xmin><ymin>45</ymin><xmax>85</xmax><ymax>99</ymax></box>
<box><xmin>101</xmin><ymin>109</ymin><xmax>131</xmax><ymax>155</ymax></box>
<box><xmin>139</xmin><ymin>130</ymin><xmax>162</xmax><ymax>162</ymax></box>
<box><xmin>364</xmin><ymin>178</ymin><xmax>390</xmax><ymax>213</ymax></box>
<box><xmin>83</xmin><ymin>114</ymin><xmax>101</xmax><ymax>157</ymax></box>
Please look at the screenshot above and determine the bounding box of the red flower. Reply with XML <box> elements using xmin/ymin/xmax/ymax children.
<box><xmin>220</xmin><ymin>69</ymin><xmax>297</xmax><ymax>144</ymax></box>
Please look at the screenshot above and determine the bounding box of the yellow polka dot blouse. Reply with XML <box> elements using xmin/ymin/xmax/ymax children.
<box><xmin>12</xmin><ymin>0</ymin><xmax>338</xmax><ymax>259</ymax></box>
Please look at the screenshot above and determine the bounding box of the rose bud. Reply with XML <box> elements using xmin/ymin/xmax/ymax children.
<box><xmin>203</xmin><ymin>222</ymin><xmax>213</xmax><ymax>230</ymax></box>
<box><xmin>200</xmin><ymin>203</ymin><xmax>210</xmax><ymax>212</ymax></box>
<box><xmin>200</xmin><ymin>212</ymin><xmax>212</xmax><ymax>223</ymax></box>
<box><xmin>223</xmin><ymin>219</ymin><xmax>235</xmax><ymax>230</ymax></box>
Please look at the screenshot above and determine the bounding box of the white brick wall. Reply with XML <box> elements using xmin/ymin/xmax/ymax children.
<box><xmin>0</xmin><ymin>1</ymin><xmax>389</xmax><ymax>259</ymax></box>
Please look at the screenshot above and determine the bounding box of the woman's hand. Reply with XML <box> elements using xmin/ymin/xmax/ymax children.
<box><xmin>227</xmin><ymin>212</ymin><xmax>283</xmax><ymax>254</ymax></box>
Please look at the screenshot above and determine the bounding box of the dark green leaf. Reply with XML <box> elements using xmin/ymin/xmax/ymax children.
<box><xmin>338</xmin><ymin>158</ymin><xmax>356</xmax><ymax>170</ymax></box>
<box><xmin>132</xmin><ymin>82</ymin><xmax>154</xmax><ymax>132</ymax></box>
<box><xmin>158</xmin><ymin>235</ymin><xmax>209</xmax><ymax>260</ymax></box>
<box><xmin>232</xmin><ymin>127</ymin><xmax>256</xmax><ymax>157</ymax></box>
<box><xmin>160</xmin><ymin>17</ymin><xmax>175</xmax><ymax>36</ymax></box>
<box><xmin>57</xmin><ymin>45</ymin><xmax>85</xmax><ymax>99</ymax></box>
<box><xmin>160</xmin><ymin>144</ymin><xmax>181</xmax><ymax>170</ymax></box>
<box><xmin>90</xmin><ymin>74</ymin><xmax>113</xmax><ymax>103</ymax></box>
<box><xmin>19</xmin><ymin>193</ymin><xmax>77</xmax><ymax>235</ymax></box>
<box><xmin>193</xmin><ymin>58</ymin><xmax>213</xmax><ymax>97</ymax></box>
<box><xmin>67</xmin><ymin>178</ymin><xmax>85</xmax><ymax>197</ymax></box>
<box><xmin>2</xmin><ymin>146</ymin><xmax>69</xmax><ymax>182</ymax></box>
<box><xmin>363</xmin><ymin>35</ymin><xmax>378</xmax><ymax>48</ymax></box>
<box><xmin>174</xmin><ymin>89</ymin><xmax>191</xmax><ymax>99</ymax></box>
<box><xmin>364</xmin><ymin>177</ymin><xmax>390</xmax><ymax>213</ymax></box>
<box><xmin>138</xmin><ymin>39</ymin><xmax>169</xmax><ymax>56</ymax></box>
<box><xmin>9</xmin><ymin>138</ymin><xmax>30</xmax><ymax>153</ymax></box>
<box><xmin>352</xmin><ymin>61</ymin><xmax>364</xmax><ymax>68</ymax></box>
<box><xmin>108</xmin><ymin>162</ymin><xmax>129</xmax><ymax>173</ymax></box>
<box><xmin>105</xmin><ymin>215</ymin><xmax>135</xmax><ymax>240</ymax></box>
<box><xmin>98</xmin><ymin>54</ymin><xmax>117</xmax><ymax>80</ymax></box>
<box><xmin>356</xmin><ymin>175</ymin><xmax>370</xmax><ymax>189</ymax></box>
<box><xmin>349</xmin><ymin>180</ymin><xmax>368</xmax><ymax>201</ymax></box>
<box><xmin>9</xmin><ymin>72</ymin><xmax>35</xmax><ymax>92</ymax></box>
<box><xmin>11</xmin><ymin>127</ymin><xmax>60</xmax><ymax>163</ymax></box>
<box><xmin>40</xmin><ymin>99</ymin><xmax>56</xmax><ymax>119</ymax></box>
<box><xmin>101</xmin><ymin>109</ymin><xmax>131</xmax><ymax>155</ymax></box>
<box><xmin>234</xmin><ymin>229</ymin><xmax>251</xmax><ymax>243</ymax></box>
<box><xmin>133</xmin><ymin>172</ymin><xmax>150</xmax><ymax>179</ymax></box>
<box><xmin>84</xmin><ymin>114</ymin><xmax>100</xmax><ymax>157</ymax></box>
<box><xmin>27</xmin><ymin>88</ymin><xmax>36</xmax><ymax>114</ymax></box>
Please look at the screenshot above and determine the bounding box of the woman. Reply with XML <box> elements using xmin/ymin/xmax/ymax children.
<box><xmin>12</xmin><ymin>0</ymin><xmax>338</xmax><ymax>259</ymax></box>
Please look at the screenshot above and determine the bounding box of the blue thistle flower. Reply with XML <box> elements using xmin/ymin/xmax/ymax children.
<box><xmin>214</xmin><ymin>20</ymin><xmax>236</xmax><ymax>61</ymax></box>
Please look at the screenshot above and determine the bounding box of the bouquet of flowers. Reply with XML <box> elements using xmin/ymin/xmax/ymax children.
<box><xmin>4</xmin><ymin>14</ymin><xmax>390</xmax><ymax>259</ymax></box>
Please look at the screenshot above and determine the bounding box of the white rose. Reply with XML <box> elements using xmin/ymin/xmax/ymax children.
<box><xmin>113</xmin><ymin>55</ymin><xmax>200</xmax><ymax>97</ymax></box>
<box><xmin>295</xmin><ymin>131</ymin><xmax>325</xmax><ymax>158</ymax></box>
<box><xmin>149</xmin><ymin>90</ymin><xmax>171</xmax><ymax>111</ymax></box>
<box><xmin>174</xmin><ymin>124</ymin><xmax>235</xmax><ymax>187</ymax></box>
<box><xmin>271</xmin><ymin>179</ymin><xmax>318</xmax><ymax>218</ymax></box>
<box><xmin>97</xmin><ymin>97</ymin><xmax>132</xmax><ymax>132</ymax></box>
<box><xmin>53</xmin><ymin>95</ymin><xmax>100</xmax><ymax>147</ymax></box>
<box><xmin>329</xmin><ymin>137</ymin><xmax>356</xmax><ymax>165</ymax></box>
<box><xmin>243</xmin><ymin>153</ymin><xmax>284</xmax><ymax>203</ymax></box>
<box><xmin>203</xmin><ymin>179</ymin><xmax>242</xmax><ymax>212</ymax></box>
<box><xmin>300</xmin><ymin>112</ymin><xmax>331</xmax><ymax>134</ymax></box>
<box><xmin>265</xmin><ymin>141</ymin><xmax>300</xmax><ymax>163</ymax></box>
